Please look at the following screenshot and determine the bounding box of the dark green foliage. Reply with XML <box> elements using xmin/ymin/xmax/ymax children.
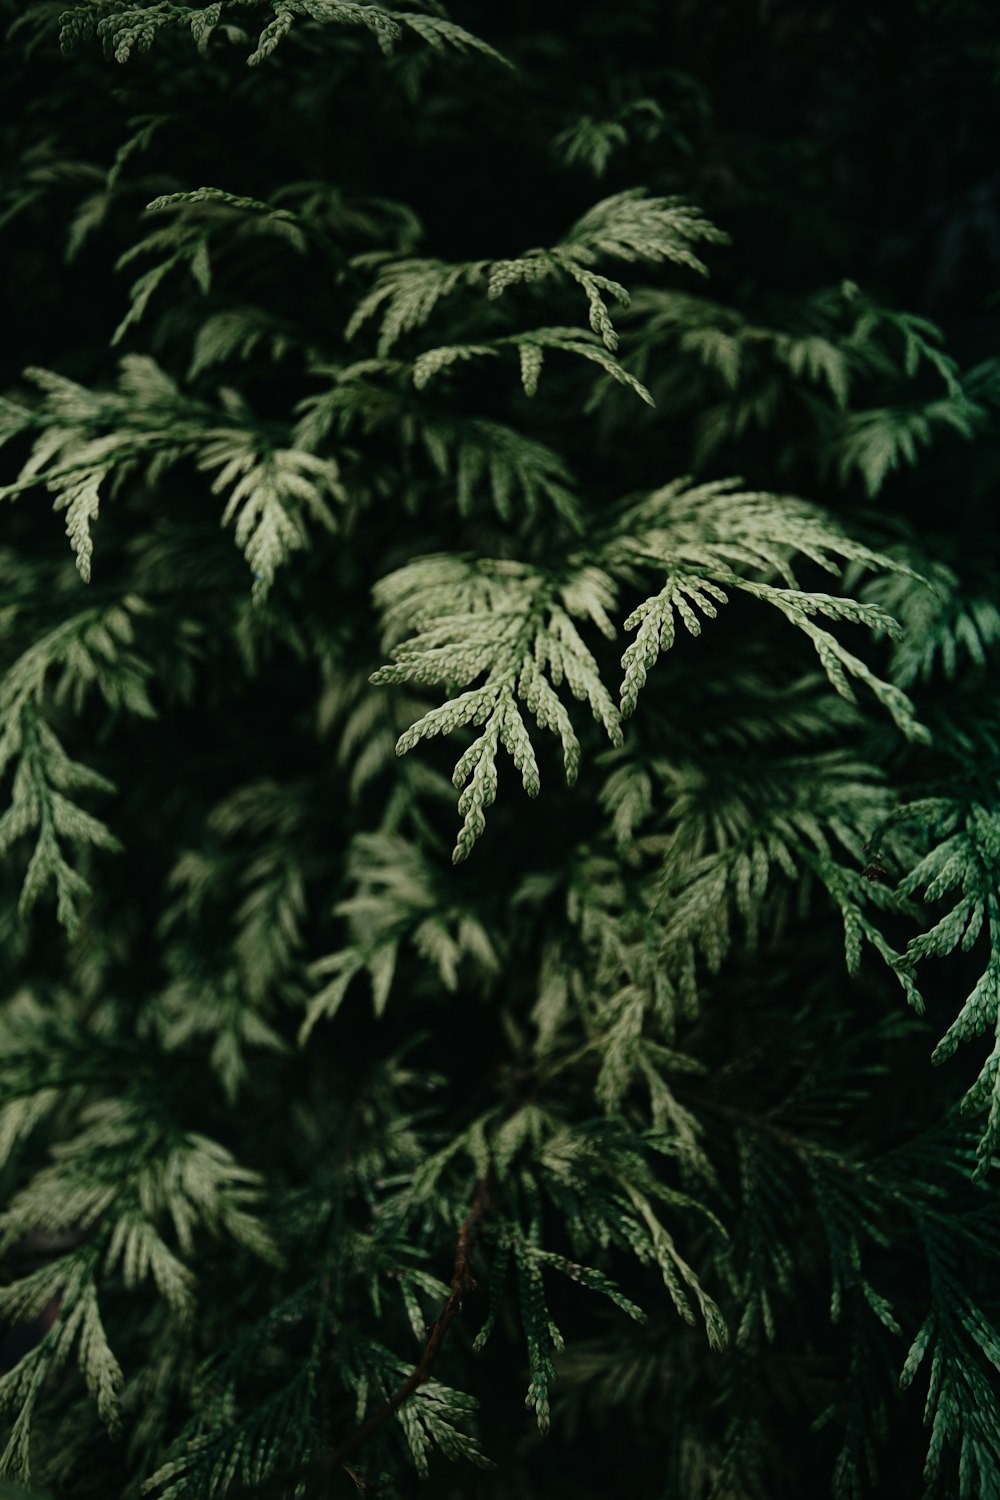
<box><xmin>1</xmin><ymin>2</ymin><xmax>999</xmax><ymax>1496</ymax></box>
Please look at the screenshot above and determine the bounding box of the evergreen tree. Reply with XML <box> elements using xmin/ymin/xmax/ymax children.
<box><xmin>1</xmin><ymin>3</ymin><xmax>999</xmax><ymax>1496</ymax></box>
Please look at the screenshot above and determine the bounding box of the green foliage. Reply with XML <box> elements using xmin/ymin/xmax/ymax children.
<box><xmin>1</xmin><ymin>358</ymin><xmax>345</xmax><ymax>597</ymax></box>
<box><xmin>348</xmin><ymin>190</ymin><xmax>726</xmax><ymax>358</ymax></box>
<box><xmin>373</xmin><ymin>481</ymin><xmax>930</xmax><ymax>859</ymax></box>
<box><xmin>608</xmin><ymin>282</ymin><xmax>983</xmax><ymax>487</ymax></box>
<box><xmin>1</xmin><ymin>1</ymin><xmax>1000</xmax><ymax>1497</ymax></box>
<box><xmin>371</xmin><ymin>555</ymin><xmax>624</xmax><ymax>860</ymax></box>
<box><xmin>56</xmin><ymin>0</ymin><xmax>510</xmax><ymax>69</ymax></box>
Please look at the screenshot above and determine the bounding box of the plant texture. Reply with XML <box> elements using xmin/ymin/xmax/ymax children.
<box><xmin>1</xmin><ymin>3</ymin><xmax>999</xmax><ymax>1497</ymax></box>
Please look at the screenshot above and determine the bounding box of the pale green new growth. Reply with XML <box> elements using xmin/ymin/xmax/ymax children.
<box><xmin>619</xmin><ymin>573</ymin><xmax>730</xmax><ymax>717</ymax></box>
<box><xmin>372</xmin><ymin>481</ymin><xmax>924</xmax><ymax>858</ymax></box>
<box><xmin>411</xmin><ymin>328</ymin><xmax>654</xmax><ymax>405</ymax></box>
<box><xmin>607</xmin><ymin>478</ymin><xmax>928</xmax><ymax>738</ymax></box>
<box><xmin>2</xmin><ymin>358</ymin><xmax>345</xmax><ymax>596</ymax></box>
<box><xmin>371</xmin><ymin>556</ymin><xmax>622</xmax><ymax>860</ymax></box>
<box><xmin>348</xmin><ymin>190</ymin><xmax>726</xmax><ymax>368</ymax></box>
<box><xmin>0</xmin><ymin>600</ymin><xmax>154</xmax><ymax>932</ymax></box>
<box><xmin>198</xmin><ymin>432</ymin><xmax>344</xmax><ymax>598</ymax></box>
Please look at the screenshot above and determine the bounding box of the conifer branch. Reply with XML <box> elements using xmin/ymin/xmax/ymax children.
<box><xmin>233</xmin><ymin>1173</ymin><xmax>493</xmax><ymax>1499</ymax></box>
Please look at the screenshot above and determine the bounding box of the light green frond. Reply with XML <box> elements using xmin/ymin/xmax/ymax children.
<box><xmin>198</xmin><ymin>433</ymin><xmax>344</xmax><ymax>596</ymax></box>
<box><xmin>371</xmin><ymin>557</ymin><xmax>623</xmax><ymax>859</ymax></box>
<box><xmin>559</xmin><ymin>190</ymin><xmax>729</xmax><ymax>273</ymax></box>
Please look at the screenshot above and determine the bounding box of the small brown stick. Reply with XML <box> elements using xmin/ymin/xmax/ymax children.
<box><xmin>234</xmin><ymin>1171</ymin><xmax>493</xmax><ymax>1500</ymax></box>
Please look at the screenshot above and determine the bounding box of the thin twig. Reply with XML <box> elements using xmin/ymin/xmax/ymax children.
<box><xmin>234</xmin><ymin>1171</ymin><xmax>493</xmax><ymax>1500</ymax></box>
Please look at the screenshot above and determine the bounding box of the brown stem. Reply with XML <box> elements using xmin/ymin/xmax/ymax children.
<box><xmin>232</xmin><ymin>1171</ymin><xmax>493</xmax><ymax>1500</ymax></box>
